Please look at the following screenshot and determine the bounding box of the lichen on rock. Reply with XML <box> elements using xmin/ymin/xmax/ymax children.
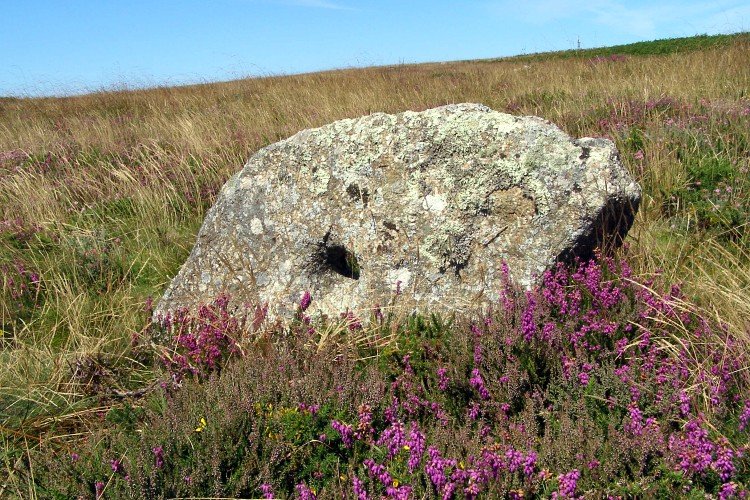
<box><xmin>155</xmin><ymin>103</ymin><xmax>641</xmax><ymax>321</ymax></box>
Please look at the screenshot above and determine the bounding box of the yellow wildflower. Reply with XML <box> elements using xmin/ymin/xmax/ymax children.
<box><xmin>194</xmin><ymin>417</ymin><xmax>207</xmax><ymax>433</ymax></box>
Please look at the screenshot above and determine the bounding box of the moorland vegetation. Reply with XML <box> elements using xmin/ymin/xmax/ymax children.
<box><xmin>1</xmin><ymin>33</ymin><xmax>749</xmax><ymax>498</ymax></box>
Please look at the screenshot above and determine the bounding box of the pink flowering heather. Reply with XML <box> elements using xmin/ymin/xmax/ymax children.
<box><xmin>152</xmin><ymin>446</ymin><xmax>164</xmax><ymax>469</ymax></box>
<box><xmin>110</xmin><ymin>458</ymin><xmax>123</xmax><ymax>474</ymax></box>
<box><xmin>520</xmin><ymin>292</ymin><xmax>537</xmax><ymax>342</ymax></box>
<box><xmin>556</xmin><ymin>469</ymin><xmax>581</xmax><ymax>498</ymax></box>
<box><xmin>260</xmin><ymin>483</ymin><xmax>274</xmax><ymax>499</ymax></box>
<box><xmin>740</xmin><ymin>401</ymin><xmax>750</xmax><ymax>431</ymax></box>
<box><xmin>719</xmin><ymin>482</ymin><xmax>739</xmax><ymax>500</ymax></box>
<box><xmin>385</xmin><ymin>484</ymin><xmax>412</xmax><ymax>500</ymax></box>
<box><xmin>469</xmin><ymin>368</ymin><xmax>490</xmax><ymax>400</ymax></box>
<box><xmin>468</xmin><ymin>401</ymin><xmax>481</xmax><ymax>420</ymax></box>
<box><xmin>297</xmin><ymin>402</ymin><xmax>320</xmax><ymax>415</ymax></box>
<box><xmin>158</xmin><ymin>294</ymin><xmax>242</xmax><ymax>380</ymax></box>
<box><xmin>299</xmin><ymin>291</ymin><xmax>312</xmax><ymax>312</ymax></box>
<box><xmin>436</xmin><ymin>367</ymin><xmax>449</xmax><ymax>391</ymax></box>
<box><xmin>352</xmin><ymin>476</ymin><xmax>368</xmax><ymax>500</ymax></box>
<box><xmin>668</xmin><ymin>418</ymin><xmax>739</xmax><ymax>481</ymax></box>
<box><xmin>340</xmin><ymin>310</ymin><xmax>363</xmax><ymax>330</ymax></box>
<box><xmin>331</xmin><ymin>420</ymin><xmax>354</xmax><ymax>448</ymax></box>
<box><xmin>425</xmin><ymin>446</ymin><xmax>454</xmax><ymax>490</ymax></box>
<box><xmin>406</xmin><ymin>424</ymin><xmax>426</xmax><ymax>473</ymax></box>
<box><xmin>295</xmin><ymin>482</ymin><xmax>317</xmax><ymax>499</ymax></box>
<box><xmin>377</xmin><ymin>420</ymin><xmax>406</xmax><ymax>459</ymax></box>
<box><xmin>95</xmin><ymin>481</ymin><xmax>105</xmax><ymax>499</ymax></box>
<box><xmin>43</xmin><ymin>251</ymin><xmax>750</xmax><ymax>498</ymax></box>
<box><xmin>363</xmin><ymin>458</ymin><xmax>393</xmax><ymax>487</ymax></box>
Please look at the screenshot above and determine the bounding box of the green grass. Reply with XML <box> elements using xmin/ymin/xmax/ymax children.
<box><xmin>496</xmin><ymin>32</ymin><xmax>748</xmax><ymax>62</ymax></box>
<box><xmin>1</xmin><ymin>31</ymin><xmax>749</xmax><ymax>497</ymax></box>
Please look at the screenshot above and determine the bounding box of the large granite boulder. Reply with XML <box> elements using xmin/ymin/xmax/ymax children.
<box><xmin>155</xmin><ymin>104</ymin><xmax>640</xmax><ymax>320</ymax></box>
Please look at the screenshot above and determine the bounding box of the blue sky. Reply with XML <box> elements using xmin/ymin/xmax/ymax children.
<box><xmin>1</xmin><ymin>0</ymin><xmax>748</xmax><ymax>97</ymax></box>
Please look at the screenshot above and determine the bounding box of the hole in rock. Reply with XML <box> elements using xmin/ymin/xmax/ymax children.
<box><xmin>324</xmin><ymin>244</ymin><xmax>360</xmax><ymax>280</ymax></box>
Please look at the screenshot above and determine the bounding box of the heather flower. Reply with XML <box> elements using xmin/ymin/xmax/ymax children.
<box><xmin>110</xmin><ymin>458</ymin><xmax>123</xmax><ymax>474</ymax></box>
<box><xmin>442</xmin><ymin>481</ymin><xmax>458</xmax><ymax>499</ymax></box>
<box><xmin>667</xmin><ymin>418</ymin><xmax>739</xmax><ymax>481</ymax></box>
<box><xmin>713</xmin><ymin>438</ymin><xmax>737</xmax><ymax>482</ymax></box>
<box><xmin>557</xmin><ymin>469</ymin><xmax>581</xmax><ymax>497</ymax></box>
<box><xmin>425</xmin><ymin>446</ymin><xmax>453</xmax><ymax>490</ymax></box>
<box><xmin>505</xmin><ymin>449</ymin><xmax>523</xmax><ymax>473</ymax></box>
<box><xmin>521</xmin><ymin>292</ymin><xmax>536</xmax><ymax>341</ymax></box>
<box><xmin>331</xmin><ymin>420</ymin><xmax>354</xmax><ymax>447</ymax></box>
<box><xmin>95</xmin><ymin>481</ymin><xmax>105</xmax><ymax>498</ymax></box>
<box><xmin>296</xmin><ymin>482</ymin><xmax>317</xmax><ymax>499</ymax></box>
<box><xmin>470</xmin><ymin>322</ymin><xmax>482</xmax><ymax>339</ymax></box>
<box><xmin>468</xmin><ymin>401</ymin><xmax>481</xmax><ymax>420</ymax></box>
<box><xmin>473</xmin><ymin>343</ymin><xmax>482</xmax><ymax>364</ymax></box>
<box><xmin>152</xmin><ymin>446</ymin><xmax>164</xmax><ymax>469</ymax></box>
<box><xmin>260</xmin><ymin>483</ymin><xmax>274</xmax><ymax>499</ymax></box>
<box><xmin>437</xmin><ymin>367</ymin><xmax>449</xmax><ymax>391</ymax></box>
<box><xmin>679</xmin><ymin>391</ymin><xmax>691</xmax><ymax>417</ymax></box>
<box><xmin>624</xmin><ymin>404</ymin><xmax>644</xmax><ymax>435</ymax></box>
<box><xmin>464</xmin><ymin>472</ymin><xmax>483</xmax><ymax>499</ymax></box>
<box><xmin>352</xmin><ymin>476</ymin><xmax>368</xmax><ymax>500</ymax></box>
<box><xmin>541</xmin><ymin>321</ymin><xmax>555</xmax><ymax>341</ymax></box>
<box><xmin>299</xmin><ymin>291</ymin><xmax>312</xmax><ymax>312</ymax></box>
<box><xmin>377</xmin><ymin>420</ymin><xmax>406</xmax><ymax>459</ymax></box>
<box><xmin>469</xmin><ymin>368</ymin><xmax>490</xmax><ymax>400</ymax></box>
<box><xmin>739</xmin><ymin>400</ymin><xmax>750</xmax><ymax>431</ymax></box>
<box><xmin>523</xmin><ymin>451</ymin><xmax>538</xmax><ymax>477</ymax></box>
<box><xmin>407</xmin><ymin>424</ymin><xmax>426</xmax><ymax>472</ymax></box>
<box><xmin>384</xmin><ymin>398</ymin><xmax>399</xmax><ymax>423</ymax></box>
<box><xmin>161</xmin><ymin>295</ymin><xmax>242</xmax><ymax>379</ymax></box>
<box><xmin>298</xmin><ymin>402</ymin><xmax>320</xmax><ymax>415</ymax></box>
<box><xmin>718</xmin><ymin>482</ymin><xmax>739</xmax><ymax>500</ymax></box>
<box><xmin>363</xmin><ymin>458</ymin><xmax>393</xmax><ymax>486</ymax></box>
<box><xmin>480</xmin><ymin>449</ymin><xmax>503</xmax><ymax>478</ymax></box>
<box><xmin>402</xmin><ymin>354</ymin><xmax>414</xmax><ymax>375</ymax></box>
<box><xmin>340</xmin><ymin>310</ymin><xmax>363</xmax><ymax>330</ymax></box>
<box><xmin>385</xmin><ymin>484</ymin><xmax>412</xmax><ymax>500</ymax></box>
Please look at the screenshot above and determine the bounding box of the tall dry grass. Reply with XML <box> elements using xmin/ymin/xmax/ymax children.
<box><xmin>0</xmin><ymin>34</ymin><xmax>749</xmax><ymax>492</ymax></box>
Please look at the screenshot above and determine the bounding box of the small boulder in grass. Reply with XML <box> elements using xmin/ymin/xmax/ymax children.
<box><xmin>155</xmin><ymin>104</ymin><xmax>641</xmax><ymax>321</ymax></box>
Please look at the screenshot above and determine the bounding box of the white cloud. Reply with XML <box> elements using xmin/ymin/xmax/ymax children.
<box><xmin>485</xmin><ymin>0</ymin><xmax>748</xmax><ymax>38</ymax></box>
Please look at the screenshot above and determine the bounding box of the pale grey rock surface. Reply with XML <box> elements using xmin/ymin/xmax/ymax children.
<box><xmin>155</xmin><ymin>104</ymin><xmax>640</xmax><ymax>320</ymax></box>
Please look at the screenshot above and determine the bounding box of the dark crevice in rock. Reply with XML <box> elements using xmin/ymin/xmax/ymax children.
<box><xmin>556</xmin><ymin>196</ymin><xmax>640</xmax><ymax>265</ymax></box>
<box><xmin>315</xmin><ymin>230</ymin><xmax>360</xmax><ymax>280</ymax></box>
<box><xmin>324</xmin><ymin>244</ymin><xmax>360</xmax><ymax>280</ymax></box>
